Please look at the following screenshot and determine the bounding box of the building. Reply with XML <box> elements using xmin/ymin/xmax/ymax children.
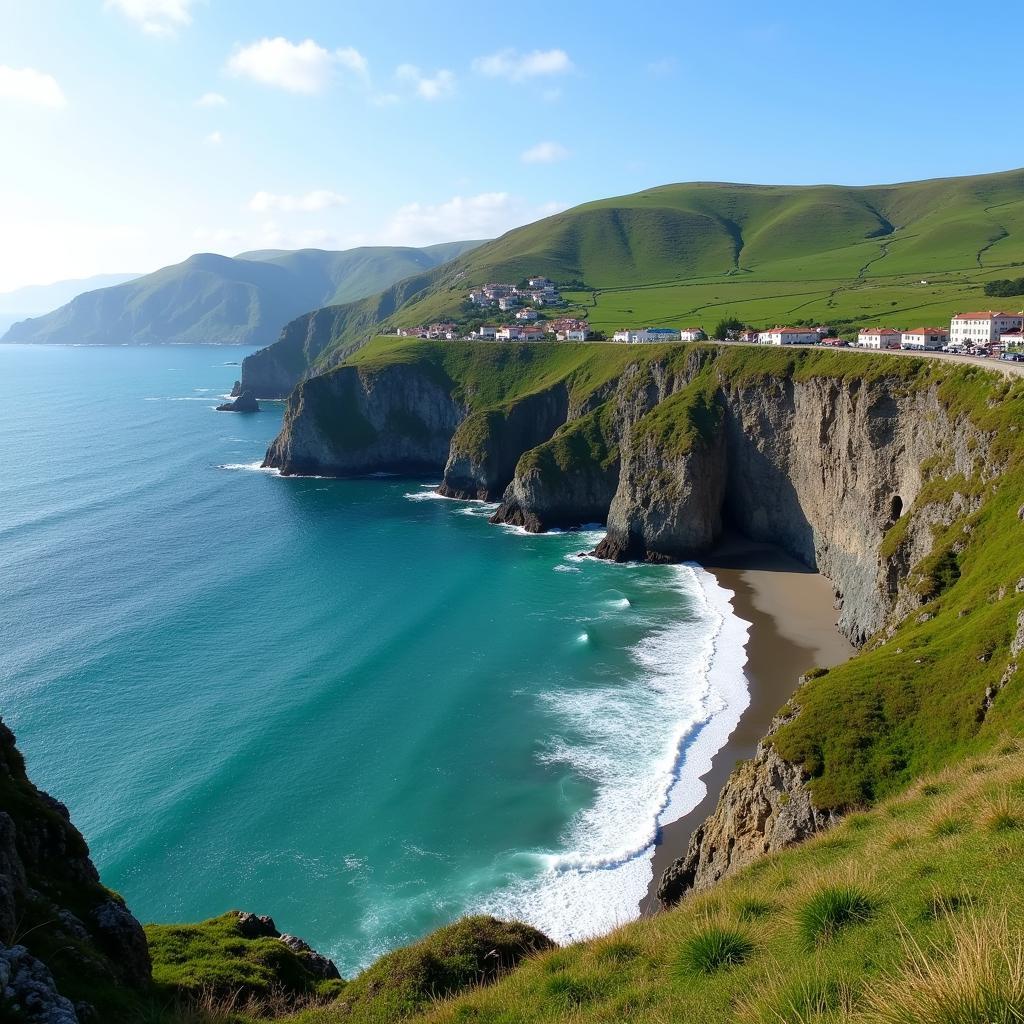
<box><xmin>739</xmin><ymin>329</ymin><xmax>759</xmax><ymax>343</ymax></box>
<box><xmin>679</xmin><ymin>327</ymin><xmax>706</xmax><ymax>341</ymax></box>
<box><xmin>901</xmin><ymin>327</ymin><xmax>948</xmax><ymax>350</ymax></box>
<box><xmin>1000</xmin><ymin>329</ymin><xmax>1024</xmax><ymax>350</ymax></box>
<box><xmin>398</xmin><ymin>326</ymin><xmax>427</xmax><ymax>338</ymax></box>
<box><xmin>949</xmin><ymin>311</ymin><xmax>1024</xmax><ymax>348</ymax></box>
<box><xmin>614</xmin><ymin>327</ymin><xmax>679</xmax><ymax>343</ymax></box>
<box><xmin>515</xmin><ymin>307</ymin><xmax>539</xmax><ymax>321</ymax></box>
<box><xmin>561</xmin><ymin>328</ymin><xmax>591</xmax><ymax>341</ymax></box>
<box><xmin>521</xmin><ymin>327</ymin><xmax>546</xmax><ymax>341</ymax></box>
<box><xmin>426</xmin><ymin>322</ymin><xmax>457</xmax><ymax>339</ymax></box>
<box><xmin>528</xmin><ymin>275</ymin><xmax>554</xmax><ymax>289</ymax></box>
<box><xmin>498</xmin><ymin>295</ymin><xmax>520</xmax><ymax>311</ymax></box>
<box><xmin>476</xmin><ymin>325</ymin><xmax>498</xmax><ymax>339</ymax></box>
<box><xmin>757</xmin><ymin>327</ymin><xmax>821</xmax><ymax>346</ymax></box>
<box><xmin>496</xmin><ymin>325</ymin><xmax>525</xmax><ymax>341</ymax></box>
<box><xmin>858</xmin><ymin>328</ymin><xmax>902</xmax><ymax>350</ymax></box>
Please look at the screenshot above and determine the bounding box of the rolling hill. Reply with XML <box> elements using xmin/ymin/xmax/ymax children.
<box><xmin>1</xmin><ymin>241</ymin><xmax>485</xmax><ymax>347</ymax></box>
<box><xmin>239</xmin><ymin>167</ymin><xmax>1024</xmax><ymax>395</ymax></box>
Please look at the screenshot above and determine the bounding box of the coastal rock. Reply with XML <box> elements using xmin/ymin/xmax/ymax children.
<box><xmin>216</xmin><ymin>389</ymin><xmax>259</xmax><ymax>412</ymax></box>
<box><xmin>439</xmin><ymin>384</ymin><xmax>570</xmax><ymax>500</ymax></box>
<box><xmin>0</xmin><ymin>719</ymin><xmax>152</xmax><ymax>1016</ymax></box>
<box><xmin>0</xmin><ymin>944</ymin><xmax>80</xmax><ymax>1024</ymax></box>
<box><xmin>278</xmin><ymin>934</ymin><xmax>341</xmax><ymax>980</ymax></box>
<box><xmin>657</xmin><ymin>713</ymin><xmax>840</xmax><ymax>906</ymax></box>
<box><xmin>234</xmin><ymin>911</ymin><xmax>278</xmax><ymax>939</ymax></box>
<box><xmin>264</xmin><ymin>363</ymin><xmax>465</xmax><ymax>477</ymax></box>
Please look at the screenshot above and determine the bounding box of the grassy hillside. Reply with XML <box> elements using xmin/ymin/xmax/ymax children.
<box><xmin>254</xmin><ymin>168</ymin><xmax>1024</xmax><ymax>385</ymax></box>
<box><xmin>1</xmin><ymin>241</ymin><xmax>485</xmax><ymax>346</ymax></box>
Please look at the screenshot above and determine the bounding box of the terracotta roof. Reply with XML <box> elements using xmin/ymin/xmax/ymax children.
<box><xmin>904</xmin><ymin>327</ymin><xmax>947</xmax><ymax>335</ymax></box>
<box><xmin>859</xmin><ymin>328</ymin><xmax>901</xmax><ymax>335</ymax></box>
<box><xmin>953</xmin><ymin>311</ymin><xmax>1023</xmax><ymax>320</ymax></box>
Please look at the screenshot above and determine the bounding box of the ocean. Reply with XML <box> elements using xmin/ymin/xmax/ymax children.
<box><xmin>0</xmin><ymin>344</ymin><xmax>749</xmax><ymax>974</ymax></box>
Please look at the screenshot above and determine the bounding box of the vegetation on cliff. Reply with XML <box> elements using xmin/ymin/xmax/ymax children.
<box><xmin>242</xmin><ymin>167</ymin><xmax>1024</xmax><ymax>395</ymax></box>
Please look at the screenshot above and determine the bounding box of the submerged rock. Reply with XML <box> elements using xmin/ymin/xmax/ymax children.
<box><xmin>216</xmin><ymin>389</ymin><xmax>260</xmax><ymax>413</ymax></box>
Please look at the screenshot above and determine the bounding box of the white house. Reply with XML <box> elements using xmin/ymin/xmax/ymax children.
<box><xmin>498</xmin><ymin>295</ymin><xmax>521</xmax><ymax>311</ymax></box>
<box><xmin>515</xmin><ymin>307</ymin><xmax>539</xmax><ymax>321</ymax></box>
<box><xmin>901</xmin><ymin>327</ymin><xmax>948</xmax><ymax>350</ymax></box>
<box><xmin>757</xmin><ymin>327</ymin><xmax>821</xmax><ymax>346</ymax></box>
<box><xmin>949</xmin><ymin>311</ymin><xmax>1024</xmax><ymax>347</ymax></box>
<box><xmin>614</xmin><ymin>327</ymin><xmax>678</xmax><ymax>343</ymax></box>
<box><xmin>496</xmin><ymin>325</ymin><xmax>525</xmax><ymax>341</ymax></box>
<box><xmin>858</xmin><ymin>328</ymin><xmax>902</xmax><ymax>350</ymax></box>
<box><xmin>1000</xmin><ymin>330</ymin><xmax>1024</xmax><ymax>349</ymax></box>
<box><xmin>528</xmin><ymin>275</ymin><xmax>554</xmax><ymax>289</ymax></box>
<box><xmin>476</xmin><ymin>325</ymin><xmax>498</xmax><ymax>339</ymax></box>
<box><xmin>679</xmin><ymin>327</ymin><xmax>706</xmax><ymax>341</ymax></box>
<box><xmin>562</xmin><ymin>328</ymin><xmax>590</xmax><ymax>341</ymax></box>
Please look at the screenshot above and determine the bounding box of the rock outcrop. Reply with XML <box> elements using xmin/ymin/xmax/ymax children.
<box><xmin>264</xmin><ymin>363</ymin><xmax>466</xmax><ymax>476</ymax></box>
<box><xmin>657</xmin><ymin>699</ymin><xmax>841</xmax><ymax>906</ymax></box>
<box><xmin>0</xmin><ymin>719</ymin><xmax>152</xmax><ymax>1021</ymax></box>
<box><xmin>216</xmin><ymin>389</ymin><xmax>260</xmax><ymax>412</ymax></box>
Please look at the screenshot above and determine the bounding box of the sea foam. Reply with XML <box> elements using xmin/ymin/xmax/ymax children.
<box><xmin>479</xmin><ymin>562</ymin><xmax>751</xmax><ymax>944</ymax></box>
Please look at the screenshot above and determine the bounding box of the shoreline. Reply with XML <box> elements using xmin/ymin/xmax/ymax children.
<box><xmin>639</xmin><ymin>534</ymin><xmax>855</xmax><ymax>914</ymax></box>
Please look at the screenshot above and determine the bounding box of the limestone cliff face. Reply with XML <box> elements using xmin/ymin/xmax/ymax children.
<box><xmin>657</xmin><ymin>702</ymin><xmax>840</xmax><ymax>906</ymax></box>
<box><xmin>239</xmin><ymin>306</ymin><xmax>352</xmax><ymax>399</ymax></box>
<box><xmin>439</xmin><ymin>385</ymin><xmax>570</xmax><ymax>501</ymax></box>
<box><xmin>264</xmin><ymin>363</ymin><xmax>466</xmax><ymax>476</ymax></box>
<box><xmin>0</xmin><ymin>719</ymin><xmax>151</xmax><ymax>1021</ymax></box>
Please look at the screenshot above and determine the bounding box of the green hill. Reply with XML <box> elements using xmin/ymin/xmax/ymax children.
<box><xmin>1</xmin><ymin>241</ymin><xmax>485</xmax><ymax>346</ymax></box>
<box><xmin>240</xmin><ymin>167</ymin><xmax>1024</xmax><ymax>394</ymax></box>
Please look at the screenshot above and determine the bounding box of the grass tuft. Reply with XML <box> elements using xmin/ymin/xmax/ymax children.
<box><xmin>797</xmin><ymin>885</ymin><xmax>875</xmax><ymax>946</ymax></box>
<box><xmin>676</xmin><ymin>924</ymin><xmax>755</xmax><ymax>975</ymax></box>
<box><xmin>860</xmin><ymin>913</ymin><xmax>1024</xmax><ymax>1024</ymax></box>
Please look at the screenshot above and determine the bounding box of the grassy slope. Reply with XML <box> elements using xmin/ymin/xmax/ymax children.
<box><xmin>408</xmin><ymin>744</ymin><xmax>1024</xmax><ymax>1024</ymax></box>
<box><xmin>288</xmin><ymin>169</ymin><xmax>1024</xmax><ymax>373</ymax></box>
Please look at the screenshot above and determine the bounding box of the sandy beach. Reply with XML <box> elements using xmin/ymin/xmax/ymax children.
<box><xmin>639</xmin><ymin>534</ymin><xmax>855</xmax><ymax>913</ymax></box>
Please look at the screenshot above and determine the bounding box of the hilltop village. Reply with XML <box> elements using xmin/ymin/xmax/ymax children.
<box><xmin>390</xmin><ymin>280</ymin><xmax>1024</xmax><ymax>360</ymax></box>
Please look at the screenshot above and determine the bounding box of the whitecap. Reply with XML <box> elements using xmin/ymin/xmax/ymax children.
<box><xmin>553</xmin><ymin>565</ymin><xmax>581</xmax><ymax>573</ymax></box>
<box><xmin>477</xmin><ymin>562</ymin><xmax>751</xmax><ymax>946</ymax></box>
<box><xmin>218</xmin><ymin>461</ymin><xmax>280</xmax><ymax>475</ymax></box>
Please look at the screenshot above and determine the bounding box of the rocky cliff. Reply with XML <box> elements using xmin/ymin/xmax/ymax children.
<box><xmin>263</xmin><ymin>340</ymin><xmax>999</xmax><ymax>907</ymax></box>
<box><xmin>0</xmin><ymin>718</ymin><xmax>151</xmax><ymax>1022</ymax></box>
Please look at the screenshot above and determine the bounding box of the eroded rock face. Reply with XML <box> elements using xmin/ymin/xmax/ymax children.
<box><xmin>264</xmin><ymin>363</ymin><xmax>466</xmax><ymax>476</ymax></box>
<box><xmin>0</xmin><ymin>720</ymin><xmax>152</xmax><ymax>1019</ymax></box>
<box><xmin>657</xmin><ymin>713</ymin><xmax>840</xmax><ymax>906</ymax></box>
<box><xmin>439</xmin><ymin>385</ymin><xmax>570</xmax><ymax>501</ymax></box>
<box><xmin>216</xmin><ymin>389</ymin><xmax>259</xmax><ymax>412</ymax></box>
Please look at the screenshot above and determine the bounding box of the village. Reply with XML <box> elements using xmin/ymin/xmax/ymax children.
<box><xmin>390</xmin><ymin>281</ymin><xmax>1024</xmax><ymax>361</ymax></box>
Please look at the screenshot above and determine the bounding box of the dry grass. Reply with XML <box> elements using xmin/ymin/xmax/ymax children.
<box><xmin>858</xmin><ymin>912</ymin><xmax>1024</xmax><ymax>1024</ymax></box>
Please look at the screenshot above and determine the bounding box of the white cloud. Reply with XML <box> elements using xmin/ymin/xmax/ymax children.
<box><xmin>396</xmin><ymin>64</ymin><xmax>455</xmax><ymax>101</ymax></box>
<box><xmin>336</xmin><ymin>46</ymin><xmax>369</xmax><ymax>79</ymax></box>
<box><xmin>205</xmin><ymin>130</ymin><xmax>223</xmax><ymax>145</ymax></box>
<box><xmin>472</xmin><ymin>48</ymin><xmax>573</xmax><ymax>82</ymax></box>
<box><xmin>382</xmin><ymin>192</ymin><xmax>565</xmax><ymax>246</ymax></box>
<box><xmin>227</xmin><ymin>38</ymin><xmax>368</xmax><ymax>95</ymax></box>
<box><xmin>0</xmin><ymin>66</ymin><xmax>67</xmax><ymax>109</ymax></box>
<box><xmin>520</xmin><ymin>141</ymin><xmax>569</xmax><ymax>164</ymax></box>
<box><xmin>105</xmin><ymin>0</ymin><xmax>197</xmax><ymax>36</ymax></box>
<box><xmin>196</xmin><ymin>91</ymin><xmax>227</xmax><ymax>107</ymax></box>
<box><xmin>247</xmin><ymin>189</ymin><xmax>349</xmax><ymax>213</ymax></box>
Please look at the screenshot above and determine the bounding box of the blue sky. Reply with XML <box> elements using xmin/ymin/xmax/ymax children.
<box><xmin>1</xmin><ymin>0</ymin><xmax>1021</xmax><ymax>290</ymax></box>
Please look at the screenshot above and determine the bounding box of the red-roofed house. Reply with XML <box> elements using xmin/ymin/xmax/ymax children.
<box><xmin>679</xmin><ymin>327</ymin><xmax>706</xmax><ymax>341</ymax></box>
<box><xmin>901</xmin><ymin>327</ymin><xmax>948</xmax><ymax>350</ymax></box>
<box><xmin>859</xmin><ymin>328</ymin><xmax>902</xmax><ymax>350</ymax></box>
<box><xmin>950</xmin><ymin>311</ymin><xmax>1024</xmax><ymax>347</ymax></box>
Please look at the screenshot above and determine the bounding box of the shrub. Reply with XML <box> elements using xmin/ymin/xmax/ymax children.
<box><xmin>677</xmin><ymin>925</ymin><xmax>755</xmax><ymax>975</ymax></box>
<box><xmin>798</xmin><ymin>886</ymin><xmax>875</xmax><ymax>946</ymax></box>
<box><xmin>932</xmin><ymin>817</ymin><xmax>969</xmax><ymax>838</ymax></box>
<box><xmin>335</xmin><ymin>915</ymin><xmax>553</xmax><ymax>1020</ymax></box>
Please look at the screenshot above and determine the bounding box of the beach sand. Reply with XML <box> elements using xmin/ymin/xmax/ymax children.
<box><xmin>639</xmin><ymin>534</ymin><xmax>855</xmax><ymax>914</ymax></box>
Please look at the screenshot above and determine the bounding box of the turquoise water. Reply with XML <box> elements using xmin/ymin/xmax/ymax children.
<box><xmin>0</xmin><ymin>345</ymin><xmax>747</xmax><ymax>974</ymax></box>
